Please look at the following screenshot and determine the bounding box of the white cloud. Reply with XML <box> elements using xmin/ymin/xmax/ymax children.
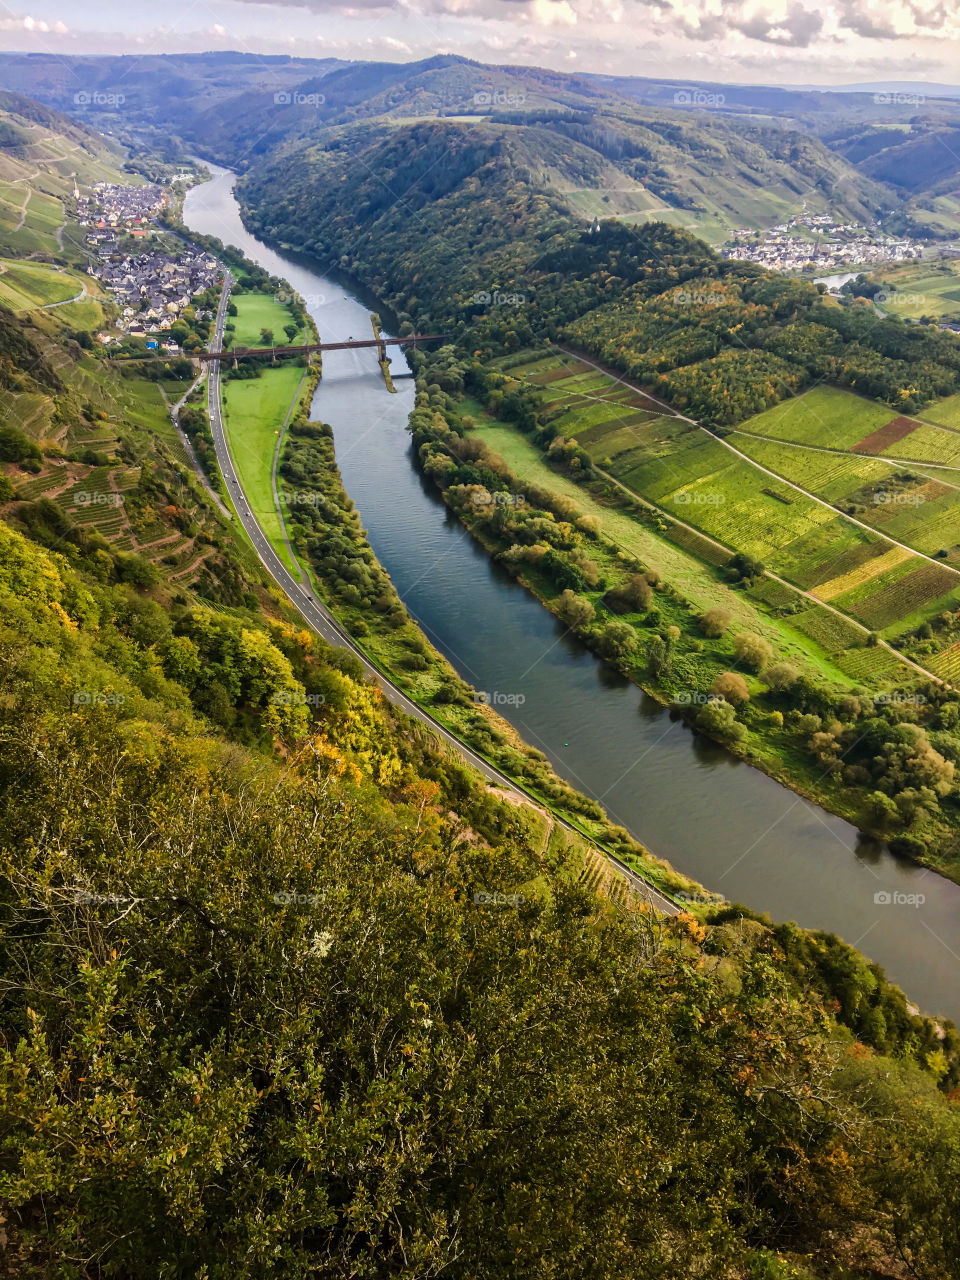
<box><xmin>530</xmin><ymin>0</ymin><xmax>578</xmax><ymax>24</ymax></box>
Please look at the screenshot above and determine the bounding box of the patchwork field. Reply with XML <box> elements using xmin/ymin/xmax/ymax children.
<box><xmin>731</xmin><ymin>433</ymin><xmax>960</xmax><ymax>560</ymax></box>
<box><xmin>496</xmin><ymin>349</ymin><xmax>960</xmax><ymax>663</ymax></box>
<box><xmin>736</xmin><ymin>387</ymin><xmax>892</xmax><ymax>450</ymax></box>
<box><xmin>469</xmin><ymin>415</ymin><xmax>862</xmax><ymax>684</ymax></box>
<box><xmin>854</xmin><ymin>416</ymin><xmax>921</xmax><ymax>455</ymax></box>
<box><xmin>869</xmin><ymin>258</ymin><xmax>960</xmax><ymax>322</ymax></box>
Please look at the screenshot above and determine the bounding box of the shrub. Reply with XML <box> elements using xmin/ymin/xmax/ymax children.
<box><xmin>696</xmin><ymin>698</ymin><xmax>747</xmax><ymax>742</ymax></box>
<box><xmin>700</xmin><ymin>608</ymin><xmax>731</xmax><ymax>638</ymax></box>
<box><xmin>761</xmin><ymin>662</ymin><xmax>800</xmax><ymax>692</ymax></box>
<box><xmin>710</xmin><ymin>672</ymin><xmax>750</xmax><ymax>706</ymax></box>
<box><xmin>734</xmin><ymin>632</ymin><xmax>775</xmax><ymax>671</ymax></box>
<box><xmin>556</xmin><ymin>589</ymin><xmax>595</xmax><ymax>629</ymax></box>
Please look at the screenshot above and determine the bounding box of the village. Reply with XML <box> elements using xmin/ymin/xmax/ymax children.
<box><xmin>77</xmin><ymin>182</ymin><xmax>221</xmax><ymax>350</ymax></box>
<box><xmin>722</xmin><ymin>213</ymin><xmax>925</xmax><ymax>274</ymax></box>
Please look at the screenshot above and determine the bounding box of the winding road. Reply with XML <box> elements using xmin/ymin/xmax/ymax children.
<box><xmin>204</xmin><ymin>274</ymin><xmax>680</xmax><ymax>916</ymax></box>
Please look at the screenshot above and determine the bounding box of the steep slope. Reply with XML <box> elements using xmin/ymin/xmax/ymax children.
<box><xmin>0</xmin><ymin>89</ymin><xmax>131</xmax><ymax>257</ymax></box>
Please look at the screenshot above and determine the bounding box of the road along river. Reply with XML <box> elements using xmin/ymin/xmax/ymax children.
<box><xmin>184</xmin><ymin>162</ymin><xmax>960</xmax><ymax>1020</ymax></box>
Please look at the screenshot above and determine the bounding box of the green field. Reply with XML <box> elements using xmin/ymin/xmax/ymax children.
<box><xmin>470</xmin><ymin>415</ymin><xmax>870</xmax><ymax>685</ymax></box>
<box><xmin>222</xmin><ymin>363</ymin><xmax>307</xmax><ymax>576</ymax></box>
<box><xmin>497</xmin><ymin>350</ymin><xmax>960</xmax><ymax>654</ymax></box>
<box><xmin>868</xmin><ymin>258</ymin><xmax>960</xmax><ymax>322</ymax></box>
<box><xmin>229</xmin><ymin>292</ymin><xmax>304</xmax><ymax>349</ymax></box>
<box><xmin>0</xmin><ymin>259</ymin><xmax>83</xmax><ymax>310</ymax></box>
<box><xmin>922</xmin><ymin>394</ymin><xmax>960</xmax><ymax>431</ymax></box>
<box><xmin>731</xmin><ymin>432</ymin><xmax>960</xmax><ymax>560</ymax></box>
<box><xmin>735</xmin><ymin>387</ymin><xmax>893</xmax><ymax>450</ymax></box>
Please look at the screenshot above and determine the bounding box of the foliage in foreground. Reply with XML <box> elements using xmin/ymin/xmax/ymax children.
<box><xmin>0</xmin><ymin>523</ymin><xmax>959</xmax><ymax>1279</ymax></box>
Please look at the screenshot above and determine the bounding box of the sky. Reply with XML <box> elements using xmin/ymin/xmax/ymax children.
<box><xmin>1</xmin><ymin>0</ymin><xmax>959</xmax><ymax>87</ymax></box>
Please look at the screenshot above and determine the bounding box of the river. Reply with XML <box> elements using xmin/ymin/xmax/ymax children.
<box><xmin>184</xmin><ymin>163</ymin><xmax>960</xmax><ymax>1020</ymax></box>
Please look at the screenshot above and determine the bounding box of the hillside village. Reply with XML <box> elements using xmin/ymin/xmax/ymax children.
<box><xmin>723</xmin><ymin>214</ymin><xmax>924</xmax><ymax>274</ymax></box>
<box><xmin>78</xmin><ymin>182</ymin><xmax>221</xmax><ymax>349</ymax></box>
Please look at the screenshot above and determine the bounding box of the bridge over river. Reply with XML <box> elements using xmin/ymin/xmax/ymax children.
<box><xmin>197</xmin><ymin>333</ymin><xmax>444</xmax><ymax>363</ymax></box>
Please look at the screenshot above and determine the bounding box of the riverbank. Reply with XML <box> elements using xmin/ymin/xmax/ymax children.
<box><xmin>407</xmin><ymin>356</ymin><xmax>960</xmax><ymax>883</ymax></box>
<box><xmin>275</xmin><ymin>408</ymin><xmax>700</xmax><ymax>901</ymax></box>
<box><xmin>185</xmin><ymin>160</ymin><xmax>960</xmax><ymax>1021</ymax></box>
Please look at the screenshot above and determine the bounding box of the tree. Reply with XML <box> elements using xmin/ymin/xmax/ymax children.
<box><xmin>556</xmin><ymin>589</ymin><xmax>595</xmax><ymax>630</ymax></box>
<box><xmin>646</xmin><ymin>633</ymin><xmax>671</xmax><ymax>678</ymax></box>
<box><xmin>733</xmin><ymin>632</ymin><xmax>774</xmax><ymax>671</ymax></box>
<box><xmin>596</xmin><ymin>620</ymin><xmax>637</xmax><ymax>664</ymax></box>
<box><xmin>700</xmin><ymin>608</ymin><xmax>731</xmax><ymax>638</ymax></box>
<box><xmin>696</xmin><ymin>698</ymin><xmax>746</xmax><ymax>742</ymax></box>
<box><xmin>604</xmin><ymin>573</ymin><xmax>652</xmax><ymax>614</ymax></box>
<box><xmin>260</xmin><ymin>327</ymin><xmax>274</xmax><ymax>344</ymax></box>
<box><xmin>761</xmin><ymin>662</ymin><xmax>800</xmax><ymax>692</ymax></box>
<box><xmin>710</xmin><ymin>672</ymin><xmax>750</xmax><ymax>705</ymax></box>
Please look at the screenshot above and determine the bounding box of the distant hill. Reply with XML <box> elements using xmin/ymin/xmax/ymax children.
<box><xmin>0</xmin><ymin>51</ymin><xmax>342</xmax><ymax>137</ymax></box>
<box><xmin>0</xmin><ymin>51</ymin><xmax>937</xmax><ymax>238</ymax></box>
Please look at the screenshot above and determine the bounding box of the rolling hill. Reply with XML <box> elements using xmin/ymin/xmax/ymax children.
<box><xmin>0</xmin><ymin>52</ymin><xmax>899</xmax><ymax>240</ymax></box>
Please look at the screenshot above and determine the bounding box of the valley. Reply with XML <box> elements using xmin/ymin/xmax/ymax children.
<box><xmin>2</xmin><ymin>48</ymin><xmax>960</xmax><ymax>1280</ymax></box>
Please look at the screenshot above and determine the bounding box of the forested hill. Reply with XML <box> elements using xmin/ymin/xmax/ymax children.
<box><xmin>241</xmin><ymin>121</ymin><xmax>960</xmax><ymax>424</ymax></box>
<box><xmin>0</xmin><ymin>51</ymin><xmax>894</xmax><ymax>235</ymax></box>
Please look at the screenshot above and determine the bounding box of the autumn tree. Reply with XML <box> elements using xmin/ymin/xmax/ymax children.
<box><xmin>734</xmin><ymin>632</ymin><xmax>775</xmax><ymax>671</ymax></box>
<box><xmin>700</xmin><ymin>607</ymin><xmax>732</xmax><ymax>638</ymax></box>
<box><xmin>710</xmin><ymin>672</ymin><xmax>750</xmax><ymax>705</ymax></box>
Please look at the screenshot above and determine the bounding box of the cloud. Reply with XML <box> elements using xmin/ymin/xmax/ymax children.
<box><xmin>664</xmin><ymin>0</ymin><xmax>825</xmax><ymax>47</ymax></box>
<box><xmin>530</xmin><ymin>0</ymin><xmax>578</xmax><ymax>23</ymax></box>
<box><xmin>837</xmin><ymin>0</ymin><xmax>958</xmax><ymax>39</ymax></box>
<box><xmin>0</xmin><ymin>12</ymin><xmax>69</xmax><ymax>33</ymax></box>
